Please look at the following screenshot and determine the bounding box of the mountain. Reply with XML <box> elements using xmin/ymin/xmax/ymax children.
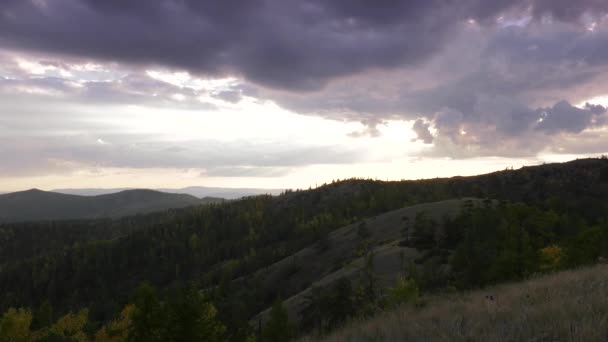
<box><xmin>52</xmin><ymin>186</ymin><xmax>283</xmax><ymax>199</ymax></box>
<box><xmin>0</xmin><ymin>158</ymin><xmax>607</xmax><ymax>340</ymax></box>
<box><xmin>0</xmin><ymin>189</ymin><xmax>221</xmax><ymax>223</ymax></box>
<box><xmin>49</xmin><ymin>188</ymin><xmax>132</xmax><ymax>196</ymax></box>
<box><xmin>159</xmin><ymin>186</ymin><xmax>283</xmax><ymax>199</ymax></box>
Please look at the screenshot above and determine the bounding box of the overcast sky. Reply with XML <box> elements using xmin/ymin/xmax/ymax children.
<box><xmin>1</xmin><ymin>0</ymin><xmax>608</xmax><ymax>191</ymax></box>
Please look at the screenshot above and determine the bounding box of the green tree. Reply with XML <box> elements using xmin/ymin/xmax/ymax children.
<box><xmin>263</xmin><ymin>300</ymin><xmax>293</xmax><ymax>342</ymax></box>
<box><xmin>411</xmin><ymin>211</ymin><xmax>437</xmax><ymax>249</ymax></box>
<box><xmin>166</xmin><ymin>288</ymin><xmax>225</xmax><ymax>342</ymax></box>
<box><xmin>363</xmin><ymin>250</ymin><xmax>377</xmax><ymax>303</ymax></box>
<box><xmin>300</xmin><ymin>287</ymin><xmax>326</xmax><ymax>333</ymax></box>
<box><xmin>327</xmin><ymin>278</ymin><xmax>353</xmax><ymax>329</ymax></box>
<box><xmin>386</xmin><ymin>277</ymin><xmax>419</xmax><ymax>308</ymax></box>
<box><xmin>400</xmin><ymin>216</ymin><xmax>411</xmax><ymax>244</ymax></box>
<box><xmin>128</xmin><ymin>283</ymin><xmax>166</xmax><ymax>342</ymax></box>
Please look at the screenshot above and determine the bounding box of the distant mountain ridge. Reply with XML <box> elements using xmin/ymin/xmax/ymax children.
<box><xmin>51</xmin><ymin>186</ymin><xmax>283</xmax><ymax>199</ymax></box>
<box><xmin>0</xmin><ymin>189</ymin><xmax>221</xmax><ymax>223</ymax></box>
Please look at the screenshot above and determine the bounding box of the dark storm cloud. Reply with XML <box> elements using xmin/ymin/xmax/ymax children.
<box><xmin>256</xmin><ymin>11</ymin><xmax>608</xmax><ymax>157</ymax></box>
<box><xmin>412</xmin><ymin>99</ymin><xmax>608</xmax><ymax>158</ymax></box>
<box><xmin>530</xmin><ymin>0</ymin><xmax>608</xmax><ymax>21</ymax></box>
<box><xmin>263</xmin><ymin>17</ymin><xmax>608</xmax><ymax>115</ymax></box>
<box><xmin>3</xmin><ymin>0</ymin><xmax>605</xmax><ymax>91</ymax></box>
<box><xmin>536</xmin><ymin>101</ymin><xmax>605</xmax><ymax>134</ymax></box>
<box><xmin>585</xmin><ymin>102</ymin><xmax>607</xmax><ymax>115</ymax></box>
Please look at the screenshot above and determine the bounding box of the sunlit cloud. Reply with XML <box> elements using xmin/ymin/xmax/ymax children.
<box><xmin>2</xmin><ymin>0</ymin><xmax>608</xmax><ymax>190</ymax></box>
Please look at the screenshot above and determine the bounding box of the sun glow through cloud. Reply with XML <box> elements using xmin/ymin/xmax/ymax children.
<box><xmin>2</xmin><ymin>0</ymin><xmax>608</xmax><ymax>191</ymax></box>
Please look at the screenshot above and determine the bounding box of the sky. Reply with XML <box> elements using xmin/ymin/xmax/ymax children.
<box><xmin>1</xmin><ymin>0</ymin><xmax>608</xmax><ymax>192</ymax></box>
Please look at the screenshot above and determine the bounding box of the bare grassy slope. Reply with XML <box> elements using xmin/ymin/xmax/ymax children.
<box><xmin>253</xmin><ymin>198</ymin><xmax>477</xmax><ymax>325</ymax></box>
<box><xmin>313</xmin><ymin>264</ymin><xmax>608</xmax><ymax>342</ymax></box>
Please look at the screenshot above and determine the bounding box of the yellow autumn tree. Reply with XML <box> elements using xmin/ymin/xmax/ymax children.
<box><xmin>540</xmin><ymin>244</ymin><xmax>563</xmax><ymax>271</ymax></box>
<box><xmin>0</xmin><ymin>308</ymin><xmax>32</xmax><ymax>342</ymax></box>
<box><xmin>95</xmin><ymin>304</ymin><xmax>135</xmax><ymax>342</ymax></box>
<box><xmin>50</xmin><ymin>308</ymin><xmax>89</xmax><ymax>342</ymax></box>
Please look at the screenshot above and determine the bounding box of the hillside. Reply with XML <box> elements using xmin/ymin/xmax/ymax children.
<box><xmin>0</xmin><ymin>189</ymin><xmax>221</xmax><ymax>223</ymax></box>
<box><xmin>311</xmin><ymin>263</ymin><xmax>608</xmax><ymax>342</ymax></box>
<box><xmin>0</xmin><ymin>158</ymin><xmax>607</xmax><ymax>341</ymax></box>
<box><xmin>251</xmin><ymin>199</ymin><xmax>477</xmax><ymax>325</ymax></box>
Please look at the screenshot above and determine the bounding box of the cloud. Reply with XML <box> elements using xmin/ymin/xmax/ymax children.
<box><xmin>536</xmin><ymin>100</ymin><xmax>604</xmax><ymax>134</ymax></box>
<box><xmin>419</xmin><ymin>99</ymin><xmax>608</xmax><ymax>158</ymax></box>
<box><xmin>530</xmin><ymin>0</ymin><xmax>608</xmax><ymax>21</ymax></box>
<box><xmin>2</xmin><ymin>0</ymin><xmax>606</xmax><ymax>91</ymax></box>
<box><xmin>0</xmin><ymin>133</ymin><xmax>364</xmax><ymax>177</ymax></box>
<box><xmin>0</xmin><ymin>89</ymin><xmax>367</xmax><ymax>177</ymax></box>
<box><xmin>0</xmin><ymin>82</ymin><xmax>370</xmax><ymax>178</ymax></box>
<box><xmin>2</xmin><ymin>0</ymin><xmax>608</xmax><ymax>167</ymax></box>
<box><xmin>252</xmin><ymin>13</ymin><xmax>608</xmax><ymax>158</ymax></box>
<box><xmin>203</xmin><ymin>166</ymin><xmax>292</xmax><ymax>178</ymax></box>
<box><xmin>212</xmin><ymin>89</ymin><xmax>242</xmax><ymax>104</ymax></box>
<box><xmin>546</xmin><ymin>128</ymin><xmax>608</xmax><ymax>155</ymax></box>
<box><xmin>0</xmin><ymin>57</ymin><xmax>222</xmax><ymax>109</ymax></box>
<box><xmin>347</xmin><ymin>119</ymin><xmax>384</xmax><ymax>138</ymax></box>
<box><xmin>412</xmin><ymin>119</ymin><xmax>434</xmax><ymax>144</ymax></box>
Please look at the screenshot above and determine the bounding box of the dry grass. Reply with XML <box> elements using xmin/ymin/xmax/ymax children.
<box><xmin>306</xmin><ymin>264</ymin><xmax>608</xmax><ymax>342</ymax></box>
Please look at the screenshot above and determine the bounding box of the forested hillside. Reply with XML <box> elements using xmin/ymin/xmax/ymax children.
<box><xmin>1</xmin><ymin>158</ymin><xmax>607</xmax><ymax>341</ymax></box>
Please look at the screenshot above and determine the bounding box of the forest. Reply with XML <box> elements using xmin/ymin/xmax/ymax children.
<box><xmin>1</xmin><ymin>157</ymin><xmax>608</xmax><ymax>341</ymax></box>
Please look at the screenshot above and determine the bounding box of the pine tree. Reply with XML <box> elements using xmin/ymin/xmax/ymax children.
<box><xmin>128</xmin><ymin>283</ymin><xmax>166</xmax><ymax>342</ymax></box>
<box><xmin>263</xmin><ymin>300</ymin><xmax>292</xmax><ymax>342</ymax></box>
<box><xmin>166</xmin><ymin>287</ymin><xmax>225</xmax><ymax>342</ymax></box>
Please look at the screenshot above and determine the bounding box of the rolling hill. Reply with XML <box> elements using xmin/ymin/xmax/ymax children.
<box><xmin>52</xmin><ymin>186</ymin><xmax>283</xmax><ymax>199</ymax></box>
<box><xmin>0</xmin><ymin>188</ymin><xmax>221</xmax><ymax>223</ymax></box>
<box><xmin>0</xmin><ymin>158</ymin><xmax>607</xmax><ymax>341</ymax></box>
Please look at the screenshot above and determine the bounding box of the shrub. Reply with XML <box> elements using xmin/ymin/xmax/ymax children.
<box><xmin>540</xmin><ymin>245</ymin><xmax>562</xmax><ymax>271</ymax></box>
<box><xmin>386</xmin><ymin>277</ymin><xmax>419</xmax><ymax>308</ymax></box>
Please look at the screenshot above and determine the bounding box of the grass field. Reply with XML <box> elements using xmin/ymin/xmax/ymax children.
<box><xmin>307</xmin><ymin>264</ymin><xmax>608</xmax><ymax>342</ymax></box>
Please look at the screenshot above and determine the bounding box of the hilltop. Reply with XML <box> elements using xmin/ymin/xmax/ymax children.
<box><xmin>0</xmin><ymin>188</ymin><xmax>222</xmax><ymax>223</ymax></box>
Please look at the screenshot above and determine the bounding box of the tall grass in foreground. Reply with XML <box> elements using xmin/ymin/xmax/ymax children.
<box><xmin>307</xmin><ymin>264</ymin><xmax>608</xmax><ymax>342</ymax></box>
